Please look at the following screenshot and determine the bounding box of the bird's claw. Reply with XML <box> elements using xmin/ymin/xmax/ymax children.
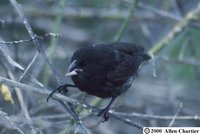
<box><xmin>47</xmin><ymin>85</ymin><xmax>69</xmax><ymax>102</ymax></box>
<box><xmin>97</xmin><ymin>108</ymin><xmax>110</xmax><ymax>122</ymax></box>
<box><xmin>57</xmin><ymin>85</ymin><xmax>69</xmax><ymax>95</ymax></box>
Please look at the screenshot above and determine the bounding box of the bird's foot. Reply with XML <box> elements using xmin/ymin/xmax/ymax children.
<box><xmin>97</xmin><ymin>108</ymin><xmax>110</xmax><ymax>122</ymax></box>
<box><xmin>47</xmin><ymin>84</ymin><xmax>69</xmax><ymax>102</ymax></box>
<box><xmin>57</xmin><ymin>85</ymin><xmax>69</xmax><ymax>95</ymax></box>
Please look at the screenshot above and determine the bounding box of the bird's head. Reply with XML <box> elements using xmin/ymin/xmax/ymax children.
<box><xmin>65</xmin><ymin>48</ymin><xmax>92</xmax><ymax>77</ymax></box>
<box><xmin>65</xmin><ymin>60</ymin><xmax>82</xmax><ymax>76</ymax></box>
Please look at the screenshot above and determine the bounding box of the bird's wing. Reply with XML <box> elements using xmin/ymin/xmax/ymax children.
<box><xmin>107</xmin><ymin>50</ymin><xmax>142</xmax><ymax>84</ymax></box>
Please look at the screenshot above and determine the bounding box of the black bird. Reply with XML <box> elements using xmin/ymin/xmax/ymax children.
<box><xmin>47</xmin><ymin>42</ymin><xmax>151</xmax><ymax>121</ymax></box>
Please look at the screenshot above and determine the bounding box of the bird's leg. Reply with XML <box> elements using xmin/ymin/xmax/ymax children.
<box><xmin>98</xmin><ymin>96</ymin><xmax>117</xmax><ymax>122</ymax></box>
<box><xmin>47</xmin><ymin>84</ymin><xmax>76</xmax><ymax>102</ymax></box>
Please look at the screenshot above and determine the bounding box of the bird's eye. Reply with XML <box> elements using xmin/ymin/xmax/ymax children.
<box><xmin>79</xmin><ymin>62</ymin><xmax>86</xmax><ymax>67</ymax></box>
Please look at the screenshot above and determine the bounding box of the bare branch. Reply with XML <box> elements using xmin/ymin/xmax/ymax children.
<box><xmin>110</xmin><ymin>111</ymin><xmax>200</xmax><ymax>121</ymax></box>
<box><xmin>168</xmin><ymin>103</ymin><xmax>183</xmax><ymax>127</ymax></box>
<box><xmin>0</xmin><ymin>33</ymin><xmax>62</xmax><ymax>45</ymax></box>
<box><xmin>18</xmin><ymin>52</ymin><xmax>39</xmax><ymax>82</ymax></box>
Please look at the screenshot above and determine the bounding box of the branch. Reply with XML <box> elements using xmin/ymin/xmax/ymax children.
<box><xmin>0</xmin><ymin>33</ymin><xmax>62</xmax><ymax>45</ymax></box>
<box><xmin>110</xmin><ymin>111</ymin><xmax>200</xmax><ymax>121</ymax></box>
<box><xmin>168</xmin><ymin>103</ymin><xmax>183</xmax><ymax>127</ymax></box>
<box><xmin>18</xmin><ymin>52</ymin><xmax>39</xmax><ymax>82</ymax></box>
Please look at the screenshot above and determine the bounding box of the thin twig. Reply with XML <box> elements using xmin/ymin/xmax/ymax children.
<box><xmin>168</xmin><ymin>102</ymin><xmax>183</xmax><ymax>127</ymax></box>
<box><xmin>110</xmin><ymin>111</ymin><xmax>200</xmax><ymax>121</ymax></box>
<box><xmin>109</xmin><ymin>113</ymin><xmax>143</xmax><ymax>129</ymax></box>
<box><xmin>0</xmin><ymin>33</ymin><xmax>62</xmax><ymax>45</ymax></box>
<box><xmin>18</xmin><ymin>52</ymin><xmax>39</xmax><ymax>82</ymax></box>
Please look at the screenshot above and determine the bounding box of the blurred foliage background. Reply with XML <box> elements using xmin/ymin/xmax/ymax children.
<box><xmin>0</xmin><ymin>0</ymin><xmax>200</xmax><ymax>134</ymax></box>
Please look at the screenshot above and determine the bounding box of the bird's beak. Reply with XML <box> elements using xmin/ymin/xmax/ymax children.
<box><xmin>65</xmin><ymin>60</ymin><xmax>83</xmax><ymax>76</ymax></box>
<box><xmin>65</xmin><ymin>60</ymin><xmax>78</xmax><ymax>76</ymax></box>
<box><xmin>68</xmin><ymin>60</ymin><xmax>77</xmax><ymax>72</ymax></box>
<box><xmin>65</xmin><ymin>70</ymin><xmax>78</xmax><ymax>76</ymax></box>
